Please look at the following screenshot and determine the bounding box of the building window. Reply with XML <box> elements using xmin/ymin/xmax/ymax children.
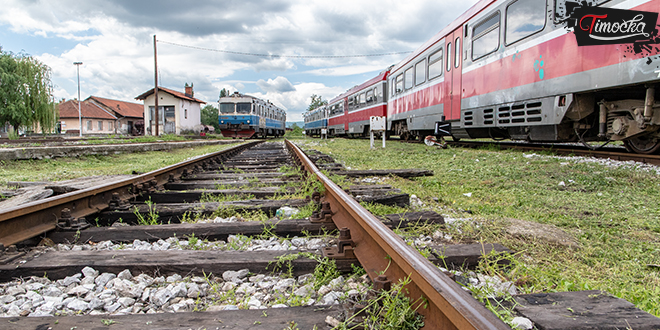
<box><xmin>472</xmin><ymin>12</ymin><xmax>500</xmax><ymax>60</ymax></box>
<box><xmin>185</xmin><ymin>109</ymin><xmax>188</xmax><ymax>119</ymax></box>
<box><xmin>506</xmin><ymin>0</ymin><xmax>545</xmax><ymax>45</ymax></box>
<box><xmin>98</xmin><ymin>121</ymin><xmax>103</xmax><ymax>131</ymax></box>
<box><xmin>86</xmin><ymin>120</ymin><xmax>92</xmax><ymax>131</ymax></box>
<box><xmin>108</xmin><ymin>121</ymin><xmax>113</xmax><ymax>131</ymax></box>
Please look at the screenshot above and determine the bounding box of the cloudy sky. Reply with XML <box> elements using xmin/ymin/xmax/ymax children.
<box><xmin>0</xmin><ymin>0</ymin><xmax>478</xmax><ymax>121</ymax></box>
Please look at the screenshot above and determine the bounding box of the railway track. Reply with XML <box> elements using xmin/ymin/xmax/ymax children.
<box><xmin>1</xmin><ymin>140</ymin><xmax>658</xmax><ymax>329</ymax></box>
<box><xmin>0</xmin><ymin>140</ymin><xmax>509</xmax><ymax>329</ymax></box>
<box><xmin>444</xmin><ymin>140</ymin><xmax>660</xmax><ymax>166</ymax></box>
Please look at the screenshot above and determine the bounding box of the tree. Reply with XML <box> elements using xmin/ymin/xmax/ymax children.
<box><xmin>201</xmin><ymin>104</ymin><xmax>220</xmax><ymax>130</ymax></box>
<box><xmin>307</xmin><ymin>94</ymin><xmax>327</xmax><ymax>111</ymax></box>
<box><xmin>0</xmin><ymin>48</ymin><xmax>57</xmax><ymax>134</ymax></box>
<box><xmin>219</xmin><ymin>88</ymin><xmax>229</xmax><ymax>99</ymax></box>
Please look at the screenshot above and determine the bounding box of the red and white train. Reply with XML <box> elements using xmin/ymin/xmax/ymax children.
<box><xmin>305</xmin><ymin>0</ymin><xmax>660</xmax><ymax>154</ymax></box>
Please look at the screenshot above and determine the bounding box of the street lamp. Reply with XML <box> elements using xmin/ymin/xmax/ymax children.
<box><xmin>73</xmin><ymin>62</ymin><xmax>83</xmax><ymax>138</ymax></box>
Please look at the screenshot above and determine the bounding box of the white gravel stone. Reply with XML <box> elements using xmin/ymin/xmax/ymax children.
<box><xmin>81</xmin><ymin>266</ymin><xmax>99</xmax><ymax>278</ymax></box>
<box><xmin>117</xmin><ymin>269</ymin><xmax>133</xmax><ymax>280</ymax></box>
<box><xmin>511</xmin><ymin>317</ymin><xmax>533</xmax><ymax>330</ymax></box>
<box><xmin>6</xmin><ymin>286</ymin><xmax>26</xmax><ymax>296</ymax></box>
<box><xmin>95</xmin><ymin>273</ymin><xmax>116</xmax><ymax>288</ymax></box>
<box><xmin>117</xmin><ymin>297</ymin><xmax>136</xmax><ymax>307</ymax></box>
<box><xmin>67</xmin><ymin>298</ymin><xmax>90</xmax><ymax>311</ymax></box>
<box><xmin>166</xmin><ymin>274</ymin><xmax>183</xmax><ymax>283</ymax></box>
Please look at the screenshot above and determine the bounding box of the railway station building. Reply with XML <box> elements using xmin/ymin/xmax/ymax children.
<box><xmin>135</xmin><ymin>84</ymin><xmax>206</xmax><ymax>136</ymax></box>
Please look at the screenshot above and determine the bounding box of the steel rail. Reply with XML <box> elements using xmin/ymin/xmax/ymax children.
<box><xmin>446</xmin><ymin>140</ymin><xmax>660</xmax><ymax>166</ymax></box>
<box><xmin>285</xmin><ymin>140</ymin><xmax>509</xmax><ymax>330</ymax></box>
<box><xmin>0</xmin><ymin>141</ymin><xmax>261</xmax><ymax>247</ymax></box>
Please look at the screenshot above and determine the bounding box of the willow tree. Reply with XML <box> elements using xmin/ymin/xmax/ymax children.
<box><xmin>0</xmin><ymin>48</ymin><xmax>58</xmax><ymax>135</ymax></box>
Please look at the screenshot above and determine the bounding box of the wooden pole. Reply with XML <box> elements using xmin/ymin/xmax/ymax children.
<box><xmin>154</xmin><ymin>35</ymin><xmax>159</xmax><ymax>136</ymax></box>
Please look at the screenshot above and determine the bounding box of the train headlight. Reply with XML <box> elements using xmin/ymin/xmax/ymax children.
<box><xmin>247</xmin><ymin>120</ymin><xmax>250</xmax><ymax>124</ymax></box>
<box><xmin>220</xmin><ymin>120</ymin><xmax>224</xmax><ymax>124</ymax></box>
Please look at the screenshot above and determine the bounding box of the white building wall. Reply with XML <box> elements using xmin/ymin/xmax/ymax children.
<box><xmin>142</xmin><ymin>91</ymin><xmax>203</xmax><ymax>135</ymax></box>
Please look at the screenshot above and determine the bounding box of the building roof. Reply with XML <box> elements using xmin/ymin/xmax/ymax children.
<box><xmin>135</xmin><ymin>86</ymin><xmax>206</xmax><ymax>104</ymax></box>
<box><xmin>87</xmin><ymin>96</ymin><xmax>143</xmax><ymax>118</ymax></box>
<box><xmin>58</xmin><ymin>99</ymin><xmax>117</xmax><ymax>120</ymax></box>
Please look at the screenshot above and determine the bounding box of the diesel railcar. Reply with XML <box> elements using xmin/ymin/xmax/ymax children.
<box><xmin>387</xmin><ymin>0</ymin><xmax>660</xmax><ymax>153</ymax></box>
<box><xmin>310</xmin><ymin>0</ymin><xmax>660</xmax><ymax>154</ymax></box>
<box><xmin>304</xmin><ymin>70</ymin><xmax>390</xmax><ymax>137</ymax></box>
<box><xmin>218</xmin><ymin>92</ymin><xmax>286</xmax><ymax>138</ymax></box>
<box><xmin>303</xmin><ymin>106</ymin><xmax>328</xmax><ymax>137</ymax></box>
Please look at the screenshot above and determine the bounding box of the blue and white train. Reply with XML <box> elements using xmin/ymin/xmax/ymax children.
<box><xmin>303</xmin><ymin>106</ymin><xmax>328</xmax><ymax>137</ymax></box>
<box><xmin>218</xmin><ymin>92</ymin><xmax>286</xmax><ymax>138</ymax></box>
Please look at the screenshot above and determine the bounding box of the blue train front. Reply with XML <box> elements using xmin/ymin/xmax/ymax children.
<box><xmin>303</xmin><ymin>106</ymin><xmax>328</xmax><ymax>137</ymax></box>
<box><xmin>218</xmin><ymin>92</ymin><xmax>286</xmax><ymax>138</ymax></box>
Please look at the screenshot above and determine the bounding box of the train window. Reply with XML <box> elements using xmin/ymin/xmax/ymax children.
<box><xmin>395</xmin><ymin>74</ymin><xmax>403</xmax><ymax>94</ymax></box>
<box><xmin>415</xmin><ymin>59</ymin><xmax>426</xmax><ymax>85</ymax></box>
<box><xmin>472</xmin><ymin>12</ymin><xmax>500</xmax><ymax>60</ymax></box>
<box><xmin>236</xmin><ymin>103</ymin><xmax>251</xmax><ymax>114</ymax></box>
<box><xmin>359</xmin><ymin>93</ymin><xmax>366</xmax><ymax>104</ymax></box>
<box><xmin>428</xmin><ymin>48</ymin><xmax>443</xmax><ymax>80</ymax></box>
<box><xmin>366</xmin><ymin>90</ymin><xmax>374</xmax><ymax>103</ymax></box>
<box><xmin>455</xmin><ymin>37</ymin><xmax>461</xmax><ymax>68</ymax></box>
<box><xmin>506</xmin><ymin>0</ymin><xmax>546</xmax><ymax>45</ymax></box>
<box><xmin>219</xmin><ymin>103</ymin><xmax>234</xmax><ymax>113</ymax></box>
<box><xmin>404</xmin><ymin>67</ymin><xmax>414</xmax><ymax>90</ymax></box>
<box><xmin>446</xmin><ymin>42</ymin><xmax>452</xmax><ymax>72</ymax></box>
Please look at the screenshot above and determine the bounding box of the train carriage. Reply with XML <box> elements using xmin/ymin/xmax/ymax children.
<box><xmin>218</xmin><ymin>92</ymin><xmax>286</xmax><ymax>138</ymax></box>
<box><xmin>388</xmin><ymin>0</ymin><xmax>660</xmax><ymax>152</ymax></box>
<box><xmin>303</xmin><ymin>106</ymin><xmax>328</xmax><ymax>137</ymax></box>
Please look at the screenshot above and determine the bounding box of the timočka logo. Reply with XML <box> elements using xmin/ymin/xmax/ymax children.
<box><xmin>567</xmin><ymin>7</ymin><xmax>658</xmax><ymax>46</ymax></box>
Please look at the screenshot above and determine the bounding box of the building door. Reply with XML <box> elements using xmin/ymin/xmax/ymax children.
<box><xmin>127</xmin><ymin>121</ymin><xmax>133</xmax><ymax>134</ymax></box>
<box><xmin>443</xmin><ymin>27</ymin><xmax>463</xmax><ymax>121</ymax></box>
<box><xmin>164</xmin><ymin>107</ymin><xmax>176</xmax><ymax>134</ymax></box>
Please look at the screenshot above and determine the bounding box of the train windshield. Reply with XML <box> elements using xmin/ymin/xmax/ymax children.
<box><xmin>219</xmin><ymin>103</ymin><xmax>235</xmax><ymax>114</ymax></box>
<box><xmin>236</xmin><ymin>103</ymin><xmax>251</xmax><ymax>114</ymax></box>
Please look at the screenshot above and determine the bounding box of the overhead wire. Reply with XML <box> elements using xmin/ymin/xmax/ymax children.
<box><xmin>157</xmin><ymin>39</ymin><xmax>412</xmax><ymax>59</ymax></box>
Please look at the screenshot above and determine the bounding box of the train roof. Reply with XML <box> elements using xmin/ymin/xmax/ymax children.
<box><xmin>219</xmin><ymin>92</ymin><xmax>286</xmax><ymax>113</ymax></box>
<box><xmin>328</xmin><ymin>70</ymin><xmax>390</xmax><ymax>104</ymax></box>
<box><xmin>390</xmin><ymin>0</ymin><xmax>496</xmax><ymax>73</ymax></box>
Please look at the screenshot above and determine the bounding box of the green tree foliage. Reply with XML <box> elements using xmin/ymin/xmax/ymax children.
<box><xmin>285</xmin><ymin>123</ymin><xmax>303</xmax><ymax>137</ymax></box>
<box><xmin>0</xmin><ymin>48</ymin><xmax>57</xmax><ymax>134</ymax></box>
<box><xmin>201</xmin><ymin>104</ymin><xmax>220</xmax><ymax>130</ymax></box>
<box><xmin>219</xmin><ymin>88</ymin><xmax>229</xmax><ymax>99</ymax></box>
<box><xmin>307</xmin><ymin>94</ymin><xmax>327</xmax><ymax>111</ymax></box>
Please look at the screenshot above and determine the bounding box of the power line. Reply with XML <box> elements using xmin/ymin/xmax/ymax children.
<box><xmin>157</xmin><ymin>39</ymin><xmax>412</xmax><ymax>59</ymax></box>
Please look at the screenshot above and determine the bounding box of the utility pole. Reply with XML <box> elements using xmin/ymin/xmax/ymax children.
<box><xmin>73</xmin><ymin>62</ymin><xmax>83</xmax><ymax>137</ymax></box>
<box><xmin>153</xmin><ymin>35</ymin><xmax>159</xmax><ymax>136</ymax></box>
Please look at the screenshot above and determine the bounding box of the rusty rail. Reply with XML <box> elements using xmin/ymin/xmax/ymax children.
<box><xmin>447</xmin><ymin>140</ymin><xmax>660</xmax><ymax>166</ymax></box>
<box><xmin>285</xmin><ymin>140</ymin><xmax>509</xmax><ymax>330</ymax></box>
<box><xmin>0</xmin><ymin>141</ymin><xmax>261</xmax><ymax>247</ymax></box>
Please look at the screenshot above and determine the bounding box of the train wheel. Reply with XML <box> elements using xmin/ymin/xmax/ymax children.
<box><xmin>624</xmin><ymin>135</ymin><xmax>660</xmax><ymax>154</ymax></box>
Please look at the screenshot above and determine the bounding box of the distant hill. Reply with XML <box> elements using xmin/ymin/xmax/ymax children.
<box><xmin>286</xmin><ymin>121</ymin><xmax>303</xmax><ymax>128</ymax></box>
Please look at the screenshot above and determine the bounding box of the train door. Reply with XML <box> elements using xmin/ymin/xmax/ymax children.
<box><xmin>444</xmin><ymin>27</ymin><xmax>463</xmax><ymax>121</ymax></box>
<box><xmin>343</xmin><ymin>98</ymin><xmax>349</xmax><ymax>132</ymax></box>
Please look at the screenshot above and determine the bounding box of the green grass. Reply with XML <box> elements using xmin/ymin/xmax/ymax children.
<box><xmin>291</xmin><ymin>138</ymin><xmax>660</xmax><ymax>317</ymax></box>
<box><xmin>0</xmin><ymin>143</ymin><xmax>241</xmax><ymax>187</ymax></box>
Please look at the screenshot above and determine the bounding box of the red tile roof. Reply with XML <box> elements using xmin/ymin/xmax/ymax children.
<box><xmin>58</xmin><ymin>99</ymin><xmax>117</xmax><ymax>120</ymax></box>
<box><xmin>87</xmin><ymin>96</ymin><xmax>143</xmax><ymax>119</ymax></box>
<box><xmin>135</xmin><ymin>86</ymin><xmax>206</xmax><ymax>104</ymax></box>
